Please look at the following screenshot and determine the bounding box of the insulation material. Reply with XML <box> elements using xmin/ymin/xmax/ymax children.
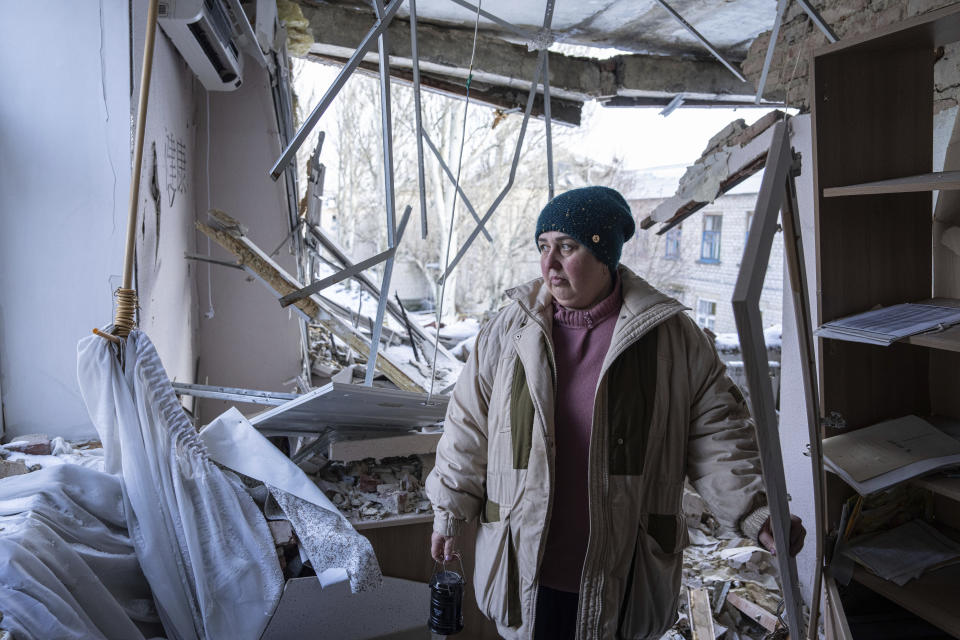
<box><xmin>277</xmin><ymin>0</ymin><xmax>314</xmax><ymax>56</ymax></box>
<box><xmin>0</xmin><ymin>465</ymin><xmax>160</xmax><ymax>640</ymax></box>
<box><xmin>200</xmin><ymin>407</ymin><xmax>382</xmax><ymax>592</ymax></box>
<box><xmin>77</xmin><ymin>331</ymin><xmax>283</xmax><ymax>640</ymax></box>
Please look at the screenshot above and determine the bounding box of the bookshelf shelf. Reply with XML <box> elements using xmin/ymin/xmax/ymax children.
<box><xmin>905</xmin><ymin>324</ymin><xmax>960</xmax><ymax>352</ymax></box>
<box><xmin>812</xmin><ymin>3</ymin><xmax>960</xmax><ymax>634</ymax></box>
<box><xmin>852</xmin><ymin>564</ymin><xmax>960</xmax><ymax>637</ymax></box>
<box><xmin>911</xmin><ymin>476</ymin><xmax>960</xmax><ymax>503</ymax></box>
<box><xmin>823</xmin><ymin>171</ymin><xmax>960</xmax><ymax>197</ymax></box>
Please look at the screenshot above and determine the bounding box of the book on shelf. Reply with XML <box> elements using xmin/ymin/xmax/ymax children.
<box><xmin>815</xmin><ymin>302</ymin><xmax>960</xmax><ymax>346</ymax></box>
<box><xmin>822</xmin><ymin>415</ymin><xmax>960</xmax><ymax>495</ymax></box>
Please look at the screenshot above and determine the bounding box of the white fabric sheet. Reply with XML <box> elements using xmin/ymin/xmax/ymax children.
<box><xmin>77</xmin><ymin>330</ymin><xmax>283</xmax><ymax>640</ymax></box>
<box><xmin>201</xmin><ymin>407</ymin><xmax>382</xmax><ymax>592</ymax></box>
<box><xmin>0</xmin><ymin>465</ymin><xmax>161</xmax><ymax>640</ymax></box>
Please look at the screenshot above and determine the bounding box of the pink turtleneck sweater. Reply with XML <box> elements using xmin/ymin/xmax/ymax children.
<box><xmin>539</xmin><ymin>277</ymin><xmax>622</xmax><ymax>594</ymax></box>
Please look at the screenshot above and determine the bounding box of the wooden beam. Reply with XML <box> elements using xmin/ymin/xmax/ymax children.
<box><xmin>687</xmin><ymin>587</ymin><xmax>716</xmax><ymax>640</ymax></box>
<box><xmin>726</xmin><ymin>591</ymin><xmax>779</xmax><ymax>633</ymax></box>
<box><xmin>196</xmin><ymin>213</ymin><xmax>425</xmax><ymax>393</ymax></box>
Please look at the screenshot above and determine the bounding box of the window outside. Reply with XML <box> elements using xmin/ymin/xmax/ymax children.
<box><xmin>700</xmin><ymin>214</ymin><xmax>722</xmax><ymax>262</ymax></box>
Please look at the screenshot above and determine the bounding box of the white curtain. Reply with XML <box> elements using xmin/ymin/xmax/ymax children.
<box><xmin>77</xmin><ymin>330</ymin><xmax>283</xmax><ymax>640</ymax></box>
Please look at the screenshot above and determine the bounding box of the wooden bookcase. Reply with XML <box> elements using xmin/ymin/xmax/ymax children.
<box><xmin>812</xmin><ymin>4</ymin><xmax>960</xmax><ymax>637</ymax></box>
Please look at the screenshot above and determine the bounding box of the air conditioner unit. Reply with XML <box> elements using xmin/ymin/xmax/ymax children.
<box><xmin>158</xmin><ymin>0</ymin><xmax>244</xmax><ymax>91</ymax></box>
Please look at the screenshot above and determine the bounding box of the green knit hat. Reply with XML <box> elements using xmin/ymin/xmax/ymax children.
<box><xmin>534</xmin><ymin>186</ymin><xmax>636</xmax><ymax>271</ymax></box>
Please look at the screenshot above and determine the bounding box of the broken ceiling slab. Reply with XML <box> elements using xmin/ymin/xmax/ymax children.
<box><xmin>642</xmin><ymin>109</ymin><xmax>785</xmax><ymax>233</ymax></box>
<box><xmin>301</xmin><ymin>0</ymin><xmax>777</xmax><ymax>60</ymax></box>
<box><xmin>250</xmin><ymin>381</ymin><xmax>447</xmax><ymax>436</ymax></box>
<box><xmin>297</xmin><ymin>0</ymin><xmax>761</xmax><ymax>110</ymax></box>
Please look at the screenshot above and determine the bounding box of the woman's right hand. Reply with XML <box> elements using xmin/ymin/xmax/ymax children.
<box><xmin>431</xmin><ymin>531</ymin><xmax>460</xmax><ymax>563</ymax></box>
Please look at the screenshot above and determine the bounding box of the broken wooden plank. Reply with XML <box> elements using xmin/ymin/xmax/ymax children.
<box><xmin>726</xmin><ymin>591</ymin><xmax>779</xmax><ymax>633</ymax></box>
<box><xmin>196</xmin><ymin>214</ymin><xmax>426</xmax><ymax>392</ymax></box>
<box><xmin>688</xmin><ymin>587</ymin><xmax>716</xmax><ymax>640</ymax></box>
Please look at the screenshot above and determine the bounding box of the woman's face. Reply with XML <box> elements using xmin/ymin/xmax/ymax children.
<box><xmin>538</xmin><ymin>231</ymin><xmax>612</xmax><ymax>310</ymax></box>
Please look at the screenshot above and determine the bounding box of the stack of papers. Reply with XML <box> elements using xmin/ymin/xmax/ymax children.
<box><xmin>822</xmin><ymin>415</ymin><xmax>960</xmax><ymax>495</ymax></box>
<box><xmin>843</xmin><ymin>519</ymin><xmax>960</xmax><ymax>585</ymax></box>
<box><xmin>815</xmin><ymin>303</ymin><xmax>960</xmax><ymax>346</ymax></box>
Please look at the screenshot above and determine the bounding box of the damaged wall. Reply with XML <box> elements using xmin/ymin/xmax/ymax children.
<box><xmin>742</xmin><ymin>0</ymin><xmax>960</xmax><ymax>111</ymax></box>
<box><xmin>0</xmin><ymin>2</ymin><xmax>130</xmax><ymax>439</ymax></box>
<box><xmin>132</xmin><ymin>1</ymin><xmax>203</xmax><ymax>404</ymax></box>
<box><xmin>195</xmin><ymin>57</ymin><xmax>303</xmax><ymax>423</ymax></box>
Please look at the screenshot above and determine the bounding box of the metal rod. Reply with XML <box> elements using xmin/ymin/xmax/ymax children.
<box><xmin>122</xmin><ymin>0</ymin><xmax>160</xmax><ymax>291</ymax></box>
<box><xmin>171</xmin><ymin>382</ymin><xmax>298</xmax><ymax>406</ymax></box>
<box><xmin>782</xmin><ymin>158</ymin><xmax>825</xmax><ymax>640</ymax></box>
<box><xmin>543</xmin><ymin>50</ymin><xmax>554</xmax><ymax>200</ymax></box>
<box><xmin>755</xmin><ymin>0</ymin><xmax>789</xmax><ymax>104</ymax></box>
<box><xmin>409</xmin><ymin>0</ymin><xmax>429</xmax><ymax>239</ymax></box>
<box><xmin>731</xmin><ymin>121</ymin><xmax>803</xmax><ymax>640</ymax></box>
<box><xmin>395</xmin><ymin>292</ymin><xmax>422</xmax><ymax>362</ymax></box>
<box><xmin>796</xmin><ymin>0</ymin><xmax>838</xmax><ymax>43</ymax></box>
<box><xmin>445</xmin><ymin>0</ymin><xmax>538</xmax><ymax>42</ymax></box>
<box><xmin>280</xmin><ymin>206</ymin><xmax>411</xmax><ymax>307</ymax></box>
<box><xmin>422</xmin><ymin>129</ymin><xmax>492</xmax><ymax>242</ymax></box>
<box><xmin>438</xmin><ymin>0</ymin><xmax>555</xmax><ymax>284</ymax></box>
<box><xmin>659</xmin><ymin>93</ymin><xmax>685</xmax><ymax>117</ymax></box>
<box><xmin>183</xmin><ymin>253</ymin><xmax>244</xmax><ymax>270</ymax></box>
<box><xmin>269</xmin><ymin>0</ymin><xmax>404</xmax><ymax>180</ymax></box>
<box><xmin>366</xmin><ymin>0</ymin><xmax>400</xmax><ymax>386</ymax></box>
<box><xmin>304</xmin><ymin>216</ymin><xmax>432</xmax><ymax>341</ymax></box>
<box><xmin>439</xmin><ymin>52</ymin><xmax>547</xmax><ymax>284</ymax></box>
<box><xmin>281</xmin><ymin>248</ymin><xmax>396</xmax><ymax>306</ymax></box>
<box><xmin>269</xmin><ymin>219</ymin><xmax>304</xmax><ymax>256</ymax></box>
<box><xmin>651</xmin><ymin>0</ymin><xmax>747</xmax><ymax>83</ymax></box>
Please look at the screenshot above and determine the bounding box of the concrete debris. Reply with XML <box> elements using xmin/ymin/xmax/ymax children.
<box><xmin>4</xmin><ymin>434</ymin><xmax>53</xmax><ymax>456</ymax></box>
<box><xmin>646</xmin><ymin>111</ymin><xmax>785</xmax><ymax>231</ymax></box>
<box><xmin>268</xmin><ymin>519</ymin><xmax>297</xmax><ymax>547</ymax></box>
<box><xmin>0</xmin><ymin>459</ymin><xmax>31</xmax><ymax>479</ymax></box>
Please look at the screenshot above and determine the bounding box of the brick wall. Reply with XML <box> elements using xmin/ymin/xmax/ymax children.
<box><xmin>741</xmin><ymin>0</ymin><xmax>960</xmax><ymax>112</ymax></box>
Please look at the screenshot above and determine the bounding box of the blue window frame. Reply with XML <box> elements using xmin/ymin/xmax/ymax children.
<box><xmin>664</xmin><ymin>226</ymin><xmax>681</xmax><ymax>259</ymax></box>
<box><xmin>700</xmin><ymin>214</ymin><xmax>722</xmax><ymax>263</ymax></box>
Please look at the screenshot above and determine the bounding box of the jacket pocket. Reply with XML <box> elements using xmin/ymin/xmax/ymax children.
<box><xmin>473</xmin><ymin>506</ymin><xmax>522</xmax><ymax>628</ymax></box>
<box><xmin>616</xmin><ymin>513</ymin><xmax>684</xmax><ymax>639</ymax></box>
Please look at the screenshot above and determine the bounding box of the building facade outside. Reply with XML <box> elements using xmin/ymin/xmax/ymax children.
<box><xmin>623</xmin><ymin>190</ymin><xmax>784</xmax><ymax>336</ymax></box>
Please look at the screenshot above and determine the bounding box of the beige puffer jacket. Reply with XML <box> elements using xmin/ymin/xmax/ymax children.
<box><xmin>426</xmin><ymin>266</ymin><xmax>767</xmax><ymax>640</ymax></box>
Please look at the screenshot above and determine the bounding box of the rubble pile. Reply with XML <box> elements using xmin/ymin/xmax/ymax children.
<box><xmin>309</xmin><ymin>454</ymin><xmax>435</xmax><ymax>522</ymax></box>
<box><xmin>667</xmin><ymin>484</ymin><xmax>798</xmax><ymax>640</ymax></box>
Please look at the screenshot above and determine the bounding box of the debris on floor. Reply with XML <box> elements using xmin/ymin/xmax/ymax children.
<box><xmin>308</xmin><ymin>454</ymin><xmax>435</xmax><ymax>523</ymax></box>
<box><xmin>667</xmin><ymin>483</ymin><xmax>799</xmax><ymax>640</ymax></box>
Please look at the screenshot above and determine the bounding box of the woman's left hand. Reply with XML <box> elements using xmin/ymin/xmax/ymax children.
<box><xmin>758</xmin><ymin>514</ymin><xmax>806</xmax><ymax>556</ymax></box>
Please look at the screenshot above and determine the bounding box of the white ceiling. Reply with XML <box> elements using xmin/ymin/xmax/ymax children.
<box><xmin>316</xmin><ymin>0</ymin><xmax>778</xmax><ymax>61</ymax></box>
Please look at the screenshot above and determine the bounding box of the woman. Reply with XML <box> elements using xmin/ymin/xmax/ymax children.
<box><xmin>426</xmin><ymin>186</ymin><xmax>803</xmax><ymax>640</ymax></box>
